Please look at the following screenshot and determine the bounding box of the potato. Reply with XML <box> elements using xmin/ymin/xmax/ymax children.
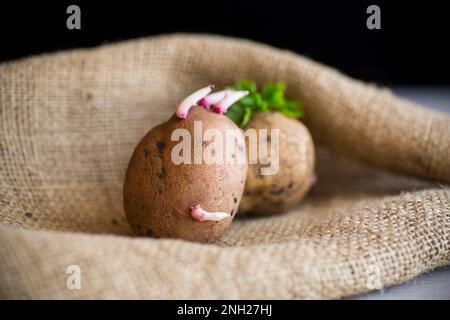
<box><xmin>239</xmin><ymin>111</ymin><xmax>315</xmax><ymax>215</ymax></box>
<box><xmin>123</xmin><ymin>106</ymin><xmax>248</xmax><ymax>242</ymax></box>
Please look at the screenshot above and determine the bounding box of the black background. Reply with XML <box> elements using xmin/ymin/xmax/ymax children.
<box><xmin>0</xmin><ymin>0</ymin><xmax>449</xmax><ymax>85</ymax></box>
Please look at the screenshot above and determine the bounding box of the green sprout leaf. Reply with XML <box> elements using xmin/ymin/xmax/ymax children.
<box><xmin>225</xmin><ymin>104</ymin><xmax>245</xmax><ymax>125</ymax></box>
<box><xmin>232</xmin><ymin>80</ymin><xmax>257</xmax><ymax>93</ymax></box>
<box><xmin>241</xmin><ymin>106</ymin><xmax>253</xmax><ymax>127</ymax></box>
<box><xmin>224</xmin><ymin>80</ymin><xmax>303</xmax><ymax>127</ymax></box>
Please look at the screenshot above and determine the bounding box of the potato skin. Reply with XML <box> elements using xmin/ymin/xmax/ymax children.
<box><xmin>239</xmin><ymin>112</ymin><xmax>315</xmax><ymax>215</ymax></box>
<box><xmin>123</xmin><ymin>106</ymin><xmax>247</xmax><ymax>242</ymax></box>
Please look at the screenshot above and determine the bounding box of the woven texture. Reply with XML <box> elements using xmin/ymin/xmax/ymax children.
<box><xmin>0</xmin><ymin>34</ymin><xmax>449</xmax><ymax>299</ymax></box>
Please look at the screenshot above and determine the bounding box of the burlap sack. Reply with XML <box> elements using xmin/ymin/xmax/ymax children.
<box><xmin>0</xmin><ymin>34</ymin><xmax>449</xmax><ymax>299</ymax></box>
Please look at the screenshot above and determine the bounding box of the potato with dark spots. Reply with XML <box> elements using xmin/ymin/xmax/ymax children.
<box><xmin>239</xmin><ymin>111</ymin><xmax>315</xmax><ymax>215</ymax></box>
<box><xmin>124</xmin><ymin>105</ymin><xmax>248</xmax><ymax>243</ymax></box>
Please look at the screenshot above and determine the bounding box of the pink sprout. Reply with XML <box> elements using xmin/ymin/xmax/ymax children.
<box><xmin>190</xmin><ymin>204</ymin><xmax>230</xmax><ymax>222</ymax></box>
<box><xmin>213</xmin><ymin>90</ymin><xmax>249</xmax><ymax>115</ymax></box>
<box><xmin>176</xmin><ymin>85</ymin><xmax>214</xmax><ymax>119</ymax></box>
<box><xmin>198</xmin><ymin>90</ymin><xmax>234</xmax><ymax>109</ymax></box>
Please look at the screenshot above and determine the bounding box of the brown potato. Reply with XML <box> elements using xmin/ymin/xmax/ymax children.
<box><xmin>239</xmin><ymin>111</ymin><xmax>315</xmax><ymax>215</ymax></box>
<box><xmin>124</xmin><ymin>106</ymin><xmax>247</xmax><ymax>242</ymax></box>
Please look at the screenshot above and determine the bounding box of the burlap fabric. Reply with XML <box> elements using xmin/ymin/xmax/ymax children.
<box><xmin>0</xmin><ymin>34</ymin><xmax>449</xmax><ymax>299</ymax></box>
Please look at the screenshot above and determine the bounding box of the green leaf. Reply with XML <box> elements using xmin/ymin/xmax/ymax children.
<box><xmin>225</xmin><ymin>104</ymin><xmax>245</xmax><ymax>125</ymax></box>
<box><xmin>234</xmin><ymin>80</ymin><xmax>257</xmax><ymax>93</ymax></box>
<box><xmin>252</xmin><ymin>94</ymin><xmax>268</xmax><ymax>112</ymax></box>
<box><xmin>225</xmin><ymin>80</ymin><xmax>303</xmax><ymax>127</ymax></box>
<box><xmin>238</xmin><ymin>96</ymin><xmax>254</xmax><ymax>107</ymax></box>
<box><xmin>241</xmin><ymin>106</ymin><xmax>253</xmax><ymax>126</ymax></box>
<box><xmin>262</xmin><ymin>82</ymin><xmax>286</xmax><ymax>107</ymax></box>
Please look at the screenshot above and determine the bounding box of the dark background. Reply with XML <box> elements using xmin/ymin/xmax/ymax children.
<box><xmin>0</xmin><ymin>0</ymin><xmax>448</xmax><ymax>85</ymax></box>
